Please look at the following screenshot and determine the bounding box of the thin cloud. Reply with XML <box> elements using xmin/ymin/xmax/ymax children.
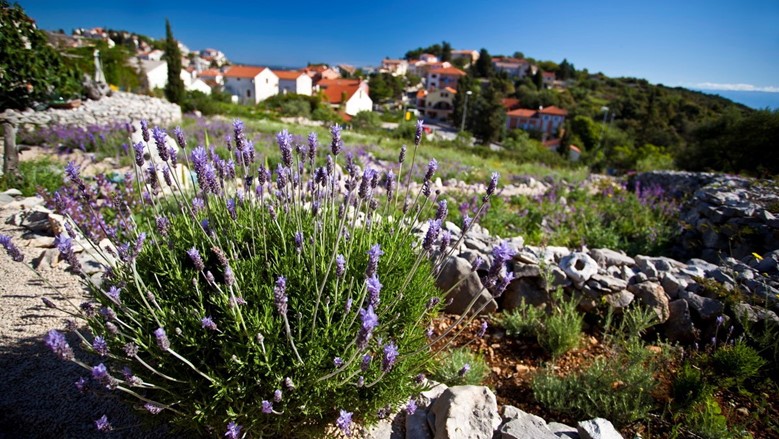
<box><xmin>693</xmin><ymin>82</ymin><xmax>779</xmax><ymax>93</ymax></box>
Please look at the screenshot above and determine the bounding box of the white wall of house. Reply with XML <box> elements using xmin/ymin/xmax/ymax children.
<box><xmin>188</xmin><ymin>79</ymin><xmax>212</xmax><ymax>95</ymax></box>
<box><xmin>279</xmin><ymin>75</ymin><xmax>312</xmax><ymax>96</ymax></box>
<box><xmin>224</xmin><ymin>77</ymin><xmax>255</xmax><ymax>104</ymax></box>
<box><xmin>255</xmin><ymin>69</ymin><xmax>279</xmax><ymax>102</ymax></box>
<box><xmin>142</xmin><ymin>61</ymin><xmax>168</xmax><ymax>90</ymax></box>
<box><xmin>345</xmin><ymin>89</ymin><xmax>373</xmax><ymax>116</ymax></box>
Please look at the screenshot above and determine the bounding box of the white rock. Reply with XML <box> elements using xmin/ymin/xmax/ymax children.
<box><xmin>430</xmin><ymin>386</ymin><xmax>501</xmax><ymax>439</ymax></box>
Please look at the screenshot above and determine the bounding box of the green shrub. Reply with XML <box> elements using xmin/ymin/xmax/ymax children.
<box><xmin>711</xmin><ymin>341</ymin><xmax>766</xmax><ymax>387</ymax></box>
<box><xmin>677</xmin><ymin>395</ymin><xmax>741</xmax><ymax>439</ymax></box>
<box><xmin>672</xmin><ymin>363</ymin><xmax>709</xmax><ymax>409</ymax></box>
<box><xmin>430</xmin><ymin>347</ymin><xmax>490</xmax><ymax>386</ymax></box>
<box><xmin>0</xmin><ymin>157</ymin><xmax>63</xmax><ymax>196</ymax></box>
<box><xmin>31</xmin><ymin>121</ymin><xmax>506</xmax><ymax>437</ymax></box>
<box><xmin>538</xmin><ymin>289</ymin><xmax>583</xmax><ymax>357</ymax></box>
<box><xmin>499</xmin><ymin>298</ymin><xmax>544</xmax><ymax>338</ymax></box>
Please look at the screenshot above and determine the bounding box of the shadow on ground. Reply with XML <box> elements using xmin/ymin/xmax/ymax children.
<box><xmin>0</xmin><ymin>331</ymin><xmax>181</xmax><ymax>439</ymax></box>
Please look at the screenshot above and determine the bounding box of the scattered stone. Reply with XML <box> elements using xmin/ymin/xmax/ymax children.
<box><xmin>559</xmin><ymin>252</ymin><xmax>599</xmax><ymax>287</ymax></box>
<box><xmin>660</xmin><ymin>272</ymin><xmax>686</xmax><ymax>300</ymax></box>
<box><xmin>576</xmin><ymin>418</ymin><xmax>623</xmax><ymax>439</ymax></box>
<box><xmin>499</xmin><ymin>406</ymin><xmax>558</xmax><ymax>439</ymax></box>
<box><xmin>429</xmin><ymin>386</ymin><xmax>501</xmax><ymax>439</ymax></box>
<box><xmin>663</xmin><ymin>299</ymin><xmax>697</xmax><ymax>344</ymax></box>
<box><xmin>627</xmin><ymin>281</ymin><xmax>670</xmax><ymax>323</ymax></box>
<box><xmin>436</xmin><ymin>256</ymin><xmax>496</xmax><ymax>315</ymax></box>
<box><xmin>603</xmin><ymin>291</ymin><xmax>634</xmax><ymax>310</ymax></box>
<box><xmin>590</xmin><ymin>248</ymin><xmax>635</xmax><ymax>268</ymax></box>
<box><xmin>503</xmin><ymin>277</ymin><xmax>550</xmax><ymax>309</ymax></box>
<box><xmin>679</xmin><ymin>290</ymin><xmax>724</xmax><ymax>321</ymax></box>
<box><xmin>547</xmin><ymin>422</ymin><xmax>580</xmax><ymax>439</ymax></box>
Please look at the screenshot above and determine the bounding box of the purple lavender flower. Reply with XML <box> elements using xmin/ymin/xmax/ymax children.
<box><xmin>55</xmin><ymin>233</ymin><xmax>81</xmax><ymax>273</ymax></box>
<box><xmin>225</xmin><ymin>421</ymin><xmax>242</xmax><ymax>439</ymax></box>
<box><xmin>94</xmin><ymin>415</ymin><xmax>111</xmax><ymax>432</ymax></box>
<box><xmin>359</xmin><ymin>168</ymin><xmax>377</xmax><ymax>199</ymax></box>
<box><xmin>357</xmin><ymin>306</ymin><xmax>379</xmax><ymax>350</ymax></box>
<box><xmin>365</xmin><ymin>244</ymin><xmax>384</xmax><ymax>279</ymax></box>
<box><xmin>227</xmin><ymin>198</ymin><xmax>237</xmax><ymax>220</ymax></box>
<box><xmin>0</xmin><ymin>234</ymin><xmax>23</xmax><ymax>262</ymax></box>
<box><xmin>154</xmin><ymin>327</ymin><xmax>170</xmax><ymax>351</ymax></box>
<box><xmin>357</xmin><ymin>376</ymin><xmax>365</xmax><ymax>387</ymax></box>
<box><xmin>145</xmin><ymin>403</ymin><xmax>163</xmax><ymax>414</ymax></box>
<box><xmin>366</xmin><ymin>275</ymin><xmax>382</xmax><ymax>308</ymax></box>
<box><xmin>233</xmin><ymin>119</ymin><xmax>246</xmax><ymax>150</ymax></box>
<box><xmin>426</xmin><ymin>297</ymin><xmax>440</xmax><ymax>309</ymax></box>
<box><xmin>382</xmin><ymin>342</ymin><xmax>399</xmax><ymax>372</ymax></box>
<box><xmin>44</xmin><ymin>329</ymin><xmax>74</xmax><ymax>361</ymax></box>
<box><xmin>100</xmin><ymin>306</ymin><xmax>117</xmax><ymax>321</ymax></box>
<box><xmin>224</xmin><ymin>265</ymin><xmax>236</xmax><ymax>287</ymax></box>
<box><xmin>458</xmin><ymin>363</ymin><xmax>471</xmax><ymax>377</ymax></box>
<box><xmin>155</xmin><ymin>216</ymin><xmax>170</xmax><ymax>237</ymax></box>
<box><xmin>421</xmin><ymin>180</ymin><xmax>431</xmax><ymax>197</ymax></box>
<box><xmin>425</xmin><ymin>326</ymin><xmax>434</xmax><ymax>338</ymax></box>
<box><xmin>436</xmin><ymin>199</ymin><xmax>448</xmax><ymax>221</ymax></box>
<box><xmin>140</xmin><ymin>119</ymin><xmax>150</xmax><ymax>142</ymax></box>
<box><xmin>406</xmin><ymin>398</ymin><xmax>418</xmax><ymax>415</ymax></box>
<box><xmin>92</xmin><ymin>363</ymin><xmax>108</xmax><ymax>381</ymax></box>
<box><xmin>162</xmin><ymin>164</ymin><xmax>172</xmax><ymax>186</ymax></box>
<box><xmin>274</xmin><ymin>276</ymin><xmax>288</xmax><ymax>316</ymax></box>
<box><xmin>92</xmin><ymin>336</ymin><xmax>108</xmax><ymax>356</ymax></box>
<box><xmin>202</xmin><ymin>316</ymin><xmax>218</xmax><ymax>331</ymax></box>
<box><xmin>415</xmin><ymin>120</ymin><xmax>424</xmax><ymax>145</ymax></box>
<box><xmin>262</xmin><ymin>400</ymin><xmax>273</xmax><ymax>414</ymax></box>
<box><xmin>484</xmin><ymin>172</ymin><xmax>499</xmax><ymax>202</ymax></box>
<box><xmin>415</xmin><ymin>373</ymin><xmax>426</xmax><ymax>384</ymax></box>
<box><xmin>276</xmin><ymin>129</ymin><xmax>293</xmax><ymax>167</ymax></box>
<box><xmin>494</xmin><ymin>271</ymin><xmax>515</xmax><ymax>297</ymax></box>
<box><xmin>75</xmin><ymin>376</ymin><xmax>88</xmax><ymax>393</ymax></box>
<box><xmin>336</xmin><ymin>254</ymin><xmax>346</xmax><ymax>277</ymax></box>
<box><xmin>294</xmin><ymin>231</ymin><xmax>303</xmax><ymax>253</ymax></box>
<box><xmin>284</xmin><ymin>377</ymin><xmax>295</xmax><ymax>390</ymax></box>
<box><xmin>399</xmin><ymin>144</ymin><xmax>407</xmax><ymax>163</ymax></box>
<box><xmin>123</xmin><ymin>342</ymin><xmax>139</xmax><ymax>358</ymax></box>
<box><xmin>345</xmin><ymin>297</ymin><xmax>353</xmax><ymax>313</ymax></box>
<box><xmin>274</xmin><ymin>389</ymin><xmax>282</xmax><ymax>402</ymax></box>
<box><xmin>334</xmin><ymin>357</ymin><xmax>344</xmax><ymax>368</ymax></box>
<box><xmin>105</xmin><ymin>322</ymin><xmax>119</xmax><ymax>335</ymax></box>
<box><xmin>422</xmin><ymin>219</ymin><xmax>442</xmax><ymax>251</ymax></box>
<box><xmin>122</xmin><ymin>366</ymin><xmax>142</xmax><ymax>386</ymax></box>
<box><xmin>133</xmin><ymin>142</ymin><xmax>145</xmax><ymax>166</ymax></box>
<box><xmin>330</xmin><ymin>124</ymin><xmax>343</xmax><ymax>155</ymax></box>
<box><xmin>361</xmin><ymin>354</ymin><xmax>371</xmax><ymax>371</ymax></box>
<box><xmin>192</xmin><ymin>197</ymin><xmax>205</xmax><ymax>213</ymax></box>
<box><xmin>462</xmin><ymin>214</ymin><xmax>473</xmax><ymax>231</ymax></box>
<box><xmin>307</xmin><ymin>132</ymin><xmax>318</xmax><ymax>161</ymax></box>
<box><xmin>187</xmin><ymin>247</ymin><xmax>205</xmax><ymax>271</ymax></box>
<box><xmin>152</xmin><ymin>127</ymin><xmax>169</xmax><ymax>162</ymax></box>
<box><xmin>174</xmin><ymin>126</ymin><xmax>186</xmax><ymax>149</ymax></box>
<box><xmin>424</xmin><ymin>158</ymin><xmax>438</xmax><ymax>181</ymax></box>
<box><xmin>336</xmin><ymin>410</ymin><xmax>353</xmax><ymax>437</ymax></box>
<box><xmin>477</xmin><ymin>321</ymin><xmax>488</xmax><ymax>337</ymax></box>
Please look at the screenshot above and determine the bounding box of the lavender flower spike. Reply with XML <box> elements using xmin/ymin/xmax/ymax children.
<box><xmin>307</xmin><ymin>132</ymin><xmax>318</xmax><ymax>161</ymax></box>
<box><xmin>424</xmin><ymin>158</ymin><xmax>438</xmax><ymax>181</ymax></box>
<box><xmin>152</xmin><ymin>127</ymin><xmax>169</xmax><ymax>162</ymax></box>
<box><xmin>92</xmin><ymin>336</ymin><xmax>108</xmax><ymax>356</ymax></box>
<box><xmin>274</xmin><ymin>276</ymin><xmax>288</xmax><ymax>316</ymax></box>
<box><xmin>357</xmin><ymin>305</ymin><xmax>379</xmax><ymax>350</ymax></box>
<box><xmin>484</xmin><ymin>172</ymin><xmax>499</xmax><ymax>202</ymax></box>
<box><xmin>330</xmin><ymin>124</ymin><xmax>343</xmax><ymax>155</ymax></box>
<box><xmin>366</xmin><ymin>275</ymin><xmax>382</xmax><ymax>308</ymax></box>
<box><xmin>133</xmin><ymin>141</ymin><xmax>145</xmax><ymax>166</ymax></box>
<box><xmin>187</xmin><ymin>247</ymin><xmax>205</xmax><ymax>271</ymax></box>
<box><xmin>399</xmin><ymin>144</ymin><xmax>407</xmax><ymax>164</ymax></box>
<box><xmin>44</xmin><ymin>329</ymin><xmax>74</xmax><ymax>361</ymax></box>
<box><xmin>276</xmin><ymin>129</ymin><xmax>293</xmax><ymax>167</ymax></box>
<box><xmin>365</xmin><ymin>243</ymin><xmax>384</xmax><ymax>278</ymax></box>
<box><xmin>140</xmin><ymin>119</ymin><xmax>150</xmax><ymax>142</ymax></box>
<box><xmin>262</xmin><ymin>400</ymin><xmax>273</xmax><ymax>414</ymax></box>
<box><xmin>0</xmin><ymin>234</ymin><xmax>24</xmax><ymax>262</ymax></box>
<box><xmin>201</xmin><ymin>316</ymin><xmax>218</xmax><ymax>331</ymax></box>
<box><xmin>225</xmin><ymin>421</ymin><xmax>242</xmax><ymax>439</ymax></box>
<box><xmin>415</xmin><ymin>119</ymin><xmax>424</xmax><ymax>146</ymax></box>
<box><xmin>95</xmin><ymin>415</ymin><xmax>112</xmax><ymax>432</ymax></box>
<box><xmin>458</xmin><ymin>363</ymin><xmax>471</xmax><ymax>377</ymax></box>
<box><xmin>154</xmin><ymin>327</ymin><xmax>170</xmax><ymax>351</ymax></box>
<box><xmin>336</xmin><ymin>410</ymin><xmax>353</xmax><ymax>437</ymax></box>
<box><xmin>335</xmin><ymin>254</ymin><xmax>346</xmax><ymax>277</ymax></box>
<box><xmin>173</xmin><ymin>126</ymin><xmax>186</xmax><ymax>149</ymax></box>
<box><xmin>382</xmin><ymin>341</ymin><xmax>399</xmax><ymax>372</ymax></box>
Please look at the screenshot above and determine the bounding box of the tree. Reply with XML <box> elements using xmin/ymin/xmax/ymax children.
<box><xmin>452</xmin><ymin>75</ymin><xmax>478</xmax><ymax>131</ymax></box>
<box><xmin>470</xmin><ymin>84</ymin><xmax>506</xmax><ymax>144</ymax></box>
<box><xmin>474</xmin><ymin>48</ymin><xmax>493</xmax><ymax>78</ymax></box>
<box><xmin>441</xmin><ymin>41</ymin><xmax>452</xmax><ymax>62</ymax></box>
<box><xmin>163</xmin><ymin>19</ymin><xmax>185</xmax><ymax>104</ymax></box>
<box><xmin>558</xmin><ymin>58</ymin><xmax>576</xmax><ymax>80</ymax></box>
<box><xmin>1</xmin><ymin>1</ymin><xmax>79</xmax><ymax>178</ymax></box>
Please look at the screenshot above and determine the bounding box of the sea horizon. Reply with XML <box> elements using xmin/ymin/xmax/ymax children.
<box><xmin>689</xmin><ymin>88</ymin><xmax>779</xmax><ymax>110</ymax></box>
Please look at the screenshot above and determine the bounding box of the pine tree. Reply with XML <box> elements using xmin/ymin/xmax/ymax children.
<box><xmin>163</xmin><ymin>19</ymin><xmax>185</xmax><ymax>104</ymax></box>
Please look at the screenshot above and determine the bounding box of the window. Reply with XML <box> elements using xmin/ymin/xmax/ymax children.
<box><xmin>247</xmin><ymin>89</ymin><xmax>251</xmax><ymax>97</ymax></box>
<box><xmin>266</xmin><ymin>78</ymin><xmax>269</xmax><ymax>84</ymax></box>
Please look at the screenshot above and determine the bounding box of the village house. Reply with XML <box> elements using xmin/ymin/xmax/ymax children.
<box><xmin>416</xmin><ymin>87</ymin><xmax>456</xmax><ymax>122</ymax></box>
<box><xmin>318</xmin><ymin>79</ymin><xmax>372</xmax><ymax>117</ymax></box>
<box><xmin>197</xmin><ymin>68</ymin><xmax>224</xmax><ymax>86</ymax></box>
<box><xmin>273</xmin><ymin>70</ymin><xmax>313</xmax><ymax>96</ymax></box>
<box><xmin>137</xmin><ymin>60</ymin><xmax>168</xmax><ymax>90</ymax></box>
<box><xmin>139</xmin><ymin>49</ymin><xmax>164</xmax><ymax>62</ymax></box>
<box><xmin>224</xmin><ymin>66</ymin><xmax>279</xmax><ymax>104</ymax></box>
<box><xmin>301</xmin><ymin>65</ymin><xmax>341</xmax><ymax>84</ymax></box>
<box><xmin>426</xmin><ymin>66</ymin><xmax>466</xmax><ymax>91</ymax></box>
<box><xmin>200</xmin><ymin>48</ymin><xmax>227</xmax><ymax>67</ymax></box>
<box><xmin>450</xmin><ymin>49</ymin><xmax>479</xmax><ymax>66</ymax></box>
<box><xmin>419</xmin><ymin>53</ymin><xmax>439</xmax><ymax>63</ymax></box>
<box><xmin>506</xmin><ymin>105</ymin><xmax>568</xmax><ymax>139</ymax></box>
<box><xmin>380</xmin><ymin>59</ymin><xmax>408</xmax><ymax>76</ymax></box>
<box><xmin>492</xmin><ymin>57</ymin><xmax>536</xmax><ymax>79</ymax></box>
<box><xmin>542</xmin><ymin>71</ymin><xmax>556</xmax><ymax>89</ymax></box>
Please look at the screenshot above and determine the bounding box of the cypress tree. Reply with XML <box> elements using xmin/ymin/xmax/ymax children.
<box><xmin>163</xmin><ymin>19</ymin><xmax>185</xmax><ymax>104</ymax></box>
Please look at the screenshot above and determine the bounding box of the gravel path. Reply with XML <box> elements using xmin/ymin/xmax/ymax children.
<box><xmin>0</xmin><ymin>203</ymin><xmax>177</xmax><ymax>439</ymax></box>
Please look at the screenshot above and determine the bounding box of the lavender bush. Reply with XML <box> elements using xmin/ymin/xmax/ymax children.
<box><xmin>21</xmin><ymin>119</ymin><xmax>505</xmax><ymax>437</ymax></box>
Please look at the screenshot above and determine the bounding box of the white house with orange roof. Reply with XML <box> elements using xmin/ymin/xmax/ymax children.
<box><xmin>419</xmin><ymin>53</ymin><xmax>439</xmax><ymax>63</ymax></box>
<box><xmin>451</xmin><ymin>49</ymin><xmax>479</xmax><ymax>66</ymax></box>
<box><xmin>426</xmin><ymin>66</ymin><xmax>466</xmax><ymax>91</ymax></box>
<box><xmin>224</xmin><ymin>66</ymin><xmax>279</xmax><ymax>104</ymax></box>
<box><xmin>542</xmin><ymin>71</ymin><xmax>556</xmax><ymax>89</ymax></box>
<box><xmin>318</xmin><ymin>79</ymin><xmax>372</xmax><ymax>116</ymax></box>
<box><xmin>273</xmin><ymin>70</ymin><xmax>313</xmax><ymax>96</ymax></box>
<box><xmin>380</xmin><ymin>59</ymin><xmax>408</xmax><ymax>76</ymax></box>
<box><xmin>198</xmin><ymin>69</ymin><xmax>224</xmax><ymax>86</ymax></box>
<box><xmin>506</xmin><ymin>105</ymin><xmax>568</xmax><ymax>138</ymax></box>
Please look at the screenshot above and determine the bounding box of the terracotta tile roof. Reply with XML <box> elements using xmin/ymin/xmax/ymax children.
<box><xmin>273</xmin><ymin>70</ymin><xmax>305</xmax><ymax>80</ymax></box>
<box><xmin>382</xmin><ymin>59</ymin><xmax>406</xmax><ymax>65</ymax></box>
<box><xmin>321</xmin><ymin>83</ymin><xmax>361</xmax><ymax>104</ymax></box>
<box><xmin>416</xmin><ymin>89</ymin><xmax>428</xmax><ymax>99</ymax></box>
<box><xmin>538</xmin><ymin>105</ymin><xmax>567</xmax><ymax>116</ymax></box>
<box><xmin>224</xmin><ymin>65</ymin><xmax>268</xmax><ymax>79</ymax></box>
<box><xmin>198</xmin><ymin>69</ymin><xmax>222</xmax><ymax>78</ymax></box>
<box><xmin>542</xmin><ymin>71</ymin><xmax>556</xmax><ymax>78</ymax></box>
<box><xmin>318</xmin><ymin>78</ymin><xmax>362</xmax><ymax>87</ymax></box>
<box><xmin>443</xmin><ymin>87</ymin><xmax>457</xmax><ymax>94</ymax></box>
<box><xmin>428</xmin><ymin>67</ymin><xmax>466</xmax><ymax>76</ymax></box>
<box><xmin>569</xmin><ymin>144</ymin><xmax>581</xmax><ymax>153</ymax></box>
<box><xmin>507</xmin><ymin>109</ymin><xmax>537</xmax><ymax>118</ymax></box>
<box><xmin>501</xmin><ymin>98</ymin><xmax>520</xmax><ymax>110</ymax></box>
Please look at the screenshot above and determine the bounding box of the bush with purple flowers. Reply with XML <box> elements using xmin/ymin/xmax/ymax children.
<box><xmin>27</xmin><ymin>118</ymin><xmax>503</xmax><ymax>437</ymax></box>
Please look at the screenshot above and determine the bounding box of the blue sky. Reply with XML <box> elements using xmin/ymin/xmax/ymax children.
<box><xmin>19</xmin><ymin>0</ymin><xmax>779</xmax><ymax>92</ymax></box>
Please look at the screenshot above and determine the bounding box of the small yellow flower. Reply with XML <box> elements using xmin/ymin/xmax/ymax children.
<box><xmin>752</xmin><ymin>252</ymin><xmax>763</xmax><ymax>261</ymax></box>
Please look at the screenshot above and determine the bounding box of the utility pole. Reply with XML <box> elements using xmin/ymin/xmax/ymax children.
<box><xmin>460</xmin><ymin>90</ymin><xmax>472</xmax><ymax>132</ymax></box>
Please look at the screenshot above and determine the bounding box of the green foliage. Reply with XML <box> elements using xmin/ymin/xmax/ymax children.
<box><xmin>710</xmin><ymin>341</ymin><xmax>766</xmax><ymax>387</ymax></box>
<box><xmin>532</xmin><ymin>306</ymin><xmax>664</xmax><ymax>427</ymax></box>
<box><xmin>368</xmin><ymin>72</ymin><xmax>405</xmax><ymax>102</ymax></box>
<box><xmin>498</xmin><ymin>298</ymin><xmax>544</xmax><ymax>338</ymax></box>
<box><xmin>163</xmin><ymin>19</ymin><xmax>185</xmax><ymax>104</ymax></box>
<box><xmin>62</xmin><ymin>40</ymin><xmax>142</xmax><ymax>92</ymax></box>
<box><xmin>676</xmin><ymin>395</ymin><xmax>743</xmax><ymax>439</ymax></box>
<box><xmin>0</xmin><ymin>157</ymin><xmax>63</xmax><ymax>196</ymax></box>
<box><xmin>430</xmin><ymin>347</ymin><xmax>490</xmax><ymax>386</ymax></box>
<box><xmin>473</xmin><ymin>48</ymin><xmax>493</xmax><ymax>78</ymax></box>
<box><xmin>672</xmin><ymin>363</ymin><xmax>709</xmax><ymax>409</ymax></box>
<box><xmin>350</xmin><ymin>111</ymin><xmax>382</xmax><ymax>131</ymax></box>
<box><xmin>0</xmin><ymin>1</ymin><xmax>80</xmax><ymax>110</ymax></box>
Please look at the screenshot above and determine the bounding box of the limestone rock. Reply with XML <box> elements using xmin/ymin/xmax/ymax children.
<box><xmin>430</xmin><ymin>386</ymin><xmax>501</xmax><ymax>439</ymax></box>
<box><xmin>627</xmin><ymin>281</ymin><xmax>670</xmax><ymax>323</ymax></box>
<box><xmin>590</xmin><ymin>248</ymin><xmax>635</xmax><ymax>267</ymax></box>
<box><xmin>576</xmin><ymin>418</ymin><xmax>623</xmax><ymax>439</ymax></box>
<box><xmin>499</xmin><ymin>406</ymin><xmax>558</xmax><ymax>439</ymax></box>
<box><xmin>662</xmin><ymin>299</ymin><xmax>697</xmax><ymax>344</ymax></box>
<box><xmin>436</xmin><ymin>256</ymin><xmax>497</xmax><ymax>315</ymax></box>
<box><xmin>679</xmin><ymin>290</ymin><xmax>724</xmax><ymax>321</ymax></box>
<box><xmin>560</xmin><ymin>252</ymin><xmax>598</xmax><ymax>287</ymax></box>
